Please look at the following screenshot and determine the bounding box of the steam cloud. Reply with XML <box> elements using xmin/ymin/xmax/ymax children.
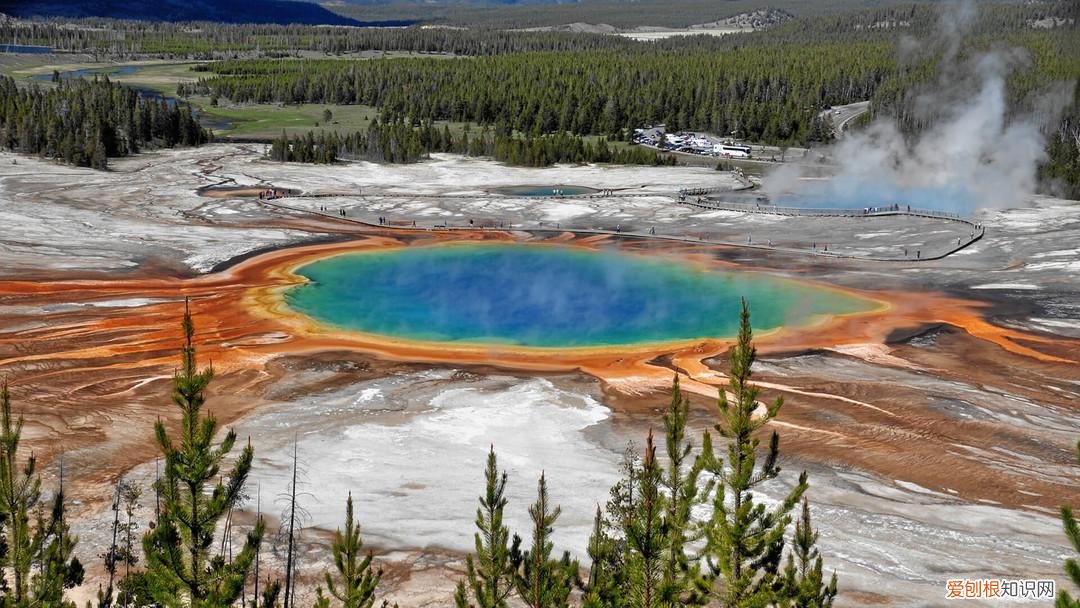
<box><xmin>763</xmin><ymin>1</ymin><xmax>1073</xmax><ymax>214</ymax></box>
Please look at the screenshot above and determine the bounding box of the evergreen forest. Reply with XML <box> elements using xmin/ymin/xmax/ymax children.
<box><xmin>0</xmin><ymin>75</ymin><xmax>207</xmax><ymax>169</ymax></box>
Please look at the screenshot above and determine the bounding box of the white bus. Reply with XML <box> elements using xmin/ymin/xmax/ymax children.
<box><xmin>714</xmin><ymin>143</ymin><xmax>752</xmax><ymax>158</ymax></box>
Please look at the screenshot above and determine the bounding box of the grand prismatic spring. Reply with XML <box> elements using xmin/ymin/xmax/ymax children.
<box><xmin>284</xmin><ymin>243</ymin><xmax>878</xmax><ymax>347</ymax></box>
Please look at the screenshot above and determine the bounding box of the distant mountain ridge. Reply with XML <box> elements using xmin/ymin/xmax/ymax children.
<box><xmin>0</xmin><ymin>0</ymin><xmax>399</xmax><ymax>25</ymax></box>
<box><xmin>325</xmin><ymin>0</ymin><xmax>583</xmax><ymax>5</ymax></box>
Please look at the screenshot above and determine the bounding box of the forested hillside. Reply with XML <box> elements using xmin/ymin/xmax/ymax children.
<box><xmin>185</xmin><ymin>44</ymin><xmax>885</xmax><ymax>145</ymax></box>
<box><xmin>0</xmin><ymin>19</ymin><xmax>642</xmax><ymax>57</ymax></box>
<box><xmin>269</xmin><ymin>122</ymin><xmax>676</xmax><ymax>166</ymax></box>
<box><xmin>0</xmin><ymin>76</ymin><xmax>207</xmax><ymax>169</ymax></box>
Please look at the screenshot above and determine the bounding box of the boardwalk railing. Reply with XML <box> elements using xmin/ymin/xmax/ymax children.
<box><xmin>250</xmin><ymin>180</ymin><xmax>986</xmax><ymax>262</ymax></box>
<box><xmin>680</xmin><ymin>186</ymin><xmax>736</xmax><ymax>196</ymax></box>
<box><xmin>682</xmin><ymin>198</ymin><xmax>973</xmax><ymax>224</ymax></box>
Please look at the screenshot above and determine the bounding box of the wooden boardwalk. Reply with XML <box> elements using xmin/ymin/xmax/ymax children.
<box><xmin>257</xmin><ymin>190</ymin><xmax>984</xmax><ymax>263</ymax></box>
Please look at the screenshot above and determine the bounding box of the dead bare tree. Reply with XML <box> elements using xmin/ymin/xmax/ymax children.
<box><xmin>276</xmin><ymin>436</ymin><xmax>312</xmax><ymax>608</ymax></box>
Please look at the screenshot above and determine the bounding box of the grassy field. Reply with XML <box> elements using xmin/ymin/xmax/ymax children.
<box><xmin>0</xmin><ymin>53</ymin><xmax>92</xmax><ymax>75</ymax></box>
<box><xmin>190</xmin><ymin>98</ymin><xmax>476</xmax><ymax>140</ymax></box>
<box><xmin>9</xmin><ymin>60</ymin><xmax>203</xmax><ymax>94</ymax></box>
<box><xmin>114</xmin><ymin>61</ymin><xmax>204</xmax><ymax>95</ymax></box>
<box><xmin>190</xmin><ymin>99</ymin><xmax>381</xmax><ymax>138</ymax></box>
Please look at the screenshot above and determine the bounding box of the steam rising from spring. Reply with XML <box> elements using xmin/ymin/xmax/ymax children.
<box><xmin>764</xmin><ymin>1</ymin><xmax>1072</xmax><ymax>215</ymax></box>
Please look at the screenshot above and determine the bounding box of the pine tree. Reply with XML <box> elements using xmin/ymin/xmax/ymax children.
<box><xmin>258</xmin><ymin>579</ymin><xmax>283</xmax><ymax>608</ymax></box>
<box><xmin>116</xmin><ymin>570</ymin><xmax>161</xmax><ymax>608</ymax></box>
<box><xmin>623</xmin><ymin>431</ymin><xmax>666</xmax><ymax>608</ymax></box>
<box><xmin>512</xmin><ymin>473</ymin><xmax>576</xmax><ymax>608</ymax></box>
<box><xmin>585</xmin><ymin>444</ymin><xmax>642</xmax><ymax>608</ymax></box>
<box><xmin>142</xmin><ymin>303</ymin><xmax>265</xmax><ymax>607</ymax></box>
<box><xmin>1058</xmin><ymin>440</ymin><xmax>1080</xmax><ymax>608</ymax></box>
<box><xmin>455</xmin><ymin>446</ymin><xmax>518</xmax><ymax>608</ymax></box>
<box><xmin>314</xmin><ymin>493</ymin><xmax>382</xmax><ymax>608</ymax></box>
<box><xmin>0</xmin><ymin>383</ymin><xmax>83</xmax><ymax>607</ymax></box>
<box><xmin>580</xmin><ymin>506</ymin><xmax>624</xmax><ymax>608</ymax></box>
<box><xmin>659</xmin><ymin>375</ymin><xmax>712</xmax><ymax>606</ymax></box>
<box><xmin>117</xmin><ymin>481</ymin><xmax>143</xmax><ymax>607</ymax></box>
<box><xmin>29</xmin><ymin>460</ymin><xmax>85</xmax><ymax>608</ymax></box>
<box><xmin>0</xmin><ymin>381</ymin><xmax>42</xmax><ymax>603</ymax></box>
<box><xmin>779</xmin><ymin>500</ymin><xmax>837</xmax><ymax>608</ymax></box>
<box><xmin>703</xmin><ymin>299</ymin><xmax>808</xmax><ymax>606</ymax></box>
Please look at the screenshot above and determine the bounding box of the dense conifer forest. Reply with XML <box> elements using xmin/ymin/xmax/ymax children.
<box><xmin>185</xmin><ymin>45</ymin><xmax>878</xmax><ymax>146</ymax></box>
<box><xmin>269</xmin><ymin>122</ymin><xmax>676</xmax><ymax>166</ymax></box>
<box><xmin>0</xmin><ymin>20</ymin><xmax>643</xmax><ymax>58</ymax></box>
<box><xmin>0</xmin><ymin>75</ymin><xmax>207</xmax><ymax>169</ymax></box>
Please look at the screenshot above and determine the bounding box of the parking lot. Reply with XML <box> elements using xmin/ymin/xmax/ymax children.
<box><xmin>632</xmin><ymin>125</ymin><xmax>813</xmax><ymax>163</ymax></box>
